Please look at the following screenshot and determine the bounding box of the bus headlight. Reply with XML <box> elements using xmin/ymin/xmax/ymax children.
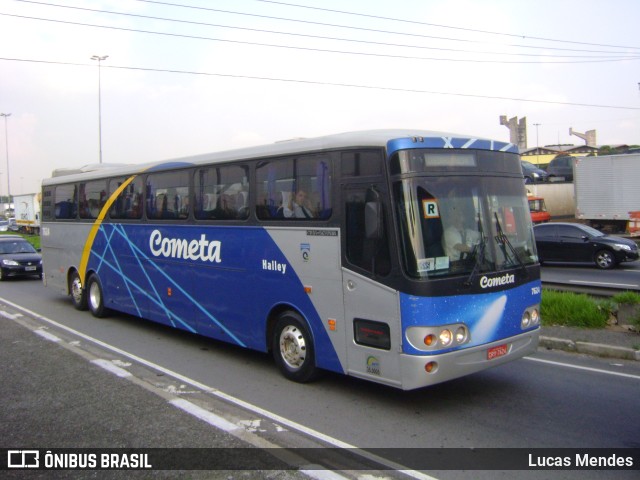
<box><xmin>455</xmin><ymin>326</ymin><xmax>468</xmax><ymax>344</ymax></box>
<box><xmin>439</xmin><ymin>329</ymin><xmax>453</xmax><ymax>347</ymax></box>
<box><xmin>407</xmin><ymin>324</ymin><xmax>470</xmax><ymax>351</ymax></box>
<box><xmin>521</xmin><ymin>305</ymin><xmax>540</xmax><ymax>330</ymax></box>
<box><xmin>530</xmin><ymin>308</ymin><xmax>540</xmax><ymax>325</ymax></box>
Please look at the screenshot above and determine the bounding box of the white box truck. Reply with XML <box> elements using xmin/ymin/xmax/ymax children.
<box><xmin>574</xmin><ymin>153</ymin><xmax>640</xmax><ymax>233</ymax></box>
<box><xmin>14</xmin><ymin>193</ymin><xmax>41</xmax><ymax>234</ymax></box>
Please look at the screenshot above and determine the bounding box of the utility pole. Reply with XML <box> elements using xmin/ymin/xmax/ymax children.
<box><xmin>533</xmin><ymin>123</ymin><xmax>541</xmax><ymax>165</ymax></box>
<box><xmin>0</xmin><ymin>113</ymin><xmax>11</xmax><ymax>202</ymax></box>
<box><xmin>91</xmin><ymin>55</ymin><xmax>108</xmax><ymax>163</ymax></box>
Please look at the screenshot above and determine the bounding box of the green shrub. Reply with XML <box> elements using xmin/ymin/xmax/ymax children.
<box><xmin>541</xmin><ymin>290</ymin><xmax>609</xmax><ymax>328</ymax></box>
<box><xmin>611</xmin><ymin>292</ymin><xmax>640</xmax><ymax>332</ymax></box>
<box><xmin>611</xmin><ymin>291</ymin><xmax>640</xmax><ymax>305</ymax></box>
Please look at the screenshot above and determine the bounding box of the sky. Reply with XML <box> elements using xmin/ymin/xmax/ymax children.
<box><xmin>1</xmin><ymin>0</ymin><xmax>639</xmax><ymax>196</ymax></box>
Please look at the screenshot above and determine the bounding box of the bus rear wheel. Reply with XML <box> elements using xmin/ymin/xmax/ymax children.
<box><xmin>87</xmin><ymin>274</ymin><xmax>110</xmax><ymax>318</ymax></box>
<box><xmin>69</xmin><ymin>271</ymin><xmax>87</xmax><ymax>311</ymax></box>
<box><xmin>272</xmin><ymin>312</ymin><xmax>319</xmax><ymax>383</ymax></box>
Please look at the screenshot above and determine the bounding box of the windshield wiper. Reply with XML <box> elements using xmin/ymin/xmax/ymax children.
<box><xmin>464</xmin><ymin>213</ymin><xmax>490</xmax><ymax>286</ymax></box>
<box><xmin>494</xmin><ymin>212</ymin><xmax>528</xmax><ymax>276</ymax></box>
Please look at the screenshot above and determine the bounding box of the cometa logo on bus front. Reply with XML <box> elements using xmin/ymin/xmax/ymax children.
<box><xmin>479</xmin><ymin>273</ymin><xmax>515</xmax><ymax>289</ymax></box>
<box><xmin>149</xmin><ymin>229</ymin><xmax>222</xmax><ymax>263</ymax></box>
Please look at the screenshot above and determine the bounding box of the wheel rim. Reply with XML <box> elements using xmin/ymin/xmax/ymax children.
<box><xmin>71</xmin><ymin>276</ymin><xmax>83</xmax><ymax>304</ymax></box>
<box><xmin>596</xmin><ymin>252</ymin><xmax>613</xmax><ymax>268</ymax></box>
<box><xmin>89</xmin><ymin>281</ymin><xmax>101</xmax><ymax>310</ymax></box>
<box><xmin>279</xmin><ymin>325</ymin><xmax>306</xmax><ymax>370</ymax></box>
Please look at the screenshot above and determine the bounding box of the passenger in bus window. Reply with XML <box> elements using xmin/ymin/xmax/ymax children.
<box><xmin>284</xmin><ymin>189</ymin><xmax>314</xmax><ymax>219</ymax></box>
<box><xmin>444</xmin><ymin>209</ymin><xmax>479</xmax><ymax>259</ymax></box>
<box><xmin>153</xmin><ymin>194</ymin><xmax>166</xmax><ymax>219</ymax></box>
<box><xmin>213</xmin><ymin>194</ymin><xmax>236</xmax><ymax>219</ymax></box>
<box><xmin>178</xmin><ymin>196</ymin><xmax>190</xmax><ymax>219</ymax></box>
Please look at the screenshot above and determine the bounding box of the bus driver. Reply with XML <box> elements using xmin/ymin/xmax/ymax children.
<box><xmin>444</xmin><ymin>209</ymin><xmax>479</xmax><ymax>259</ymax></box>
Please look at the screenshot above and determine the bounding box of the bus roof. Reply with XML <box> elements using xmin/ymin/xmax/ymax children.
<box><xmin>43</xmin><ymin>129</ymin><xmax>517</xmax><ymax>185</ymax></box>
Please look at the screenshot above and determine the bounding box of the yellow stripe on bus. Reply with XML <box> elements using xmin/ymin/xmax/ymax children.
<box><xmin>78</xmin><ymin>175</ymin><xmax>137</xmax><ymax>284</ymax></box>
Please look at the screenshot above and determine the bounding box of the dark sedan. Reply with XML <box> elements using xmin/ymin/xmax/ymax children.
<box><xmin>0</xmin><ymin>235</ymin><xmax>42</xmax><ymax>280</ymax></box>
<box><xmin>534</xmin><ymin>222</ymin><xmax>639</xmax><ymax>269</ymax></box>
<box><xmin>521</xmin><ymin>160</ymin><xmax>549</xmax><ymax>184</ymax></box>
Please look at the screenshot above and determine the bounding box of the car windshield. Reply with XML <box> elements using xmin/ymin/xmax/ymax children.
<box><xmin>528</xmin><ymin>198</ymin><xmax>546</xmax><ymax>212</ymax></box>
<box><xmin>0</xmin><ymin>240</ymin><xmax>37</xmax><ymax>254</ymax></box>
<box><xmin>394</xmin><ymin>176</ymin><xmax>538</xmax><ymax>279</ymax></box>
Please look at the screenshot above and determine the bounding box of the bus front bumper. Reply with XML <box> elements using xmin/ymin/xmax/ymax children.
<box><xmin>398</xmin><ymin>328</ymin><xmax>540</xmax><ymax>390</ymax></box>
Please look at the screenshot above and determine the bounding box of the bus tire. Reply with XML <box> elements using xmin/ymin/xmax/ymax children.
<box><xmin>272</xmin><ymin>312</ymin><xmax>319</xmax><ymax>383</ymax></box>
<box><xmin>69</xmin><ymin>271</ymin><xmax>87</xmax><ymax>311</ymax></box>
<box><xmin>87</xmin><ymin>274</ymin><xmax>110</xmax><ymax>318</ymax></box>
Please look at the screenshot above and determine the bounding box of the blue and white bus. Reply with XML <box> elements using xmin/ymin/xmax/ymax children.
<box><xmin>41</xmin><ymin>130</ymin><xmax>541</xmax><ymax>390</ymax></box>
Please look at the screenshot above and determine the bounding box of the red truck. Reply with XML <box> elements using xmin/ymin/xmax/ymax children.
<box><xmin>528</xmin><ymin>195</ymin><xmax>551</xmax><ymax>224</ymax></box>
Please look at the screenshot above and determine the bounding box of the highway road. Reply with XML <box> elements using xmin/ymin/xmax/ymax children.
<box><xmin>541</xmin><ymin>261</ymin><xmax>640</xmax><ymax>294</ymax></box>
<box><xmin>1</xmin><ymin>278</ymin><xmax>639</xmax><ymax>480</ymax></box>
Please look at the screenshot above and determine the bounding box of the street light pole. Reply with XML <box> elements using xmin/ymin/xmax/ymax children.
<box><xmin>0</xmin><ymin>113</ymin><xmax>11</xmax><ymax>203</ymax></box>
<box><xmin>91</xmin><ymin>55</ymin><xmax>108</xmax><ymax>164</ymax></box>
<box><xmin>533</xmin><ymin>123</ymin><xmax>541</xmax><ymax>166</ymax></box>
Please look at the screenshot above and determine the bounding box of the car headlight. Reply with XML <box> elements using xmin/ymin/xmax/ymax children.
<box><xmin>614</xmin><ymin>244</ymin><xmax>631</xmax><ymax>251</ymax></box>
<box><xmin>2</xmin><ymin>259</ymin><xmax>19</xmax><ymax>266</ymax></box>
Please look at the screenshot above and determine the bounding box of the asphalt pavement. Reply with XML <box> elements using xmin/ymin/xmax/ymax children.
<box><xmin>0</xmin><ymin>314</ymin><xmax>309</xmax><ymax>480</ymax></box>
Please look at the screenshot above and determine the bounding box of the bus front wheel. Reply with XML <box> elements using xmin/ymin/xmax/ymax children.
<box><xmin>272</xmin><ymin>312</ymin><xmax>319</xmax><ymax>383</ymax></box>
<box><xmin>87</xmin><ymin>274</ymin><xmax>110</xmax><ymax>318</ymax></box>
<box><xmin>69</xmin><ymin>271</ymin><xmax>87</xmax><ymax>311</ymax></box>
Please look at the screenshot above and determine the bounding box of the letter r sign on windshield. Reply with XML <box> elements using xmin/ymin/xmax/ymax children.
<box><xmin>422</xmin><ymin>200</ymin><xmax>439</xmax><ymax>219</ymax></box>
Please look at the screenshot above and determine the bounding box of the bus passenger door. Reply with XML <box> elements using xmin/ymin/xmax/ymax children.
<box><xmin>341</xmin><ymin>184</ymin><xmax>403</xmax><ymax>387</ymax></box>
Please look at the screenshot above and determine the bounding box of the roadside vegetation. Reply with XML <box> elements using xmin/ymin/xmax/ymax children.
<box><xmin>542</xmin><ymin>289</ymin><xmax>640</xmax><ymax>332</ymax></box>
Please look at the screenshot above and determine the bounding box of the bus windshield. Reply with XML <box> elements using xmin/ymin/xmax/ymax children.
<box><xmin>394</xmin><ymin>175</ymin><xmax>538</xmax><ymax>279</ymax></box>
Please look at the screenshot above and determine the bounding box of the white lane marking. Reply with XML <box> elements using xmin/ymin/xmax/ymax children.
<box><xmin>91</xmin><ymin>359</ymin><xmax>132</xmax><ymax>378</ymax></box>
<box><xmin>34</xmin><ymin>329</ymin><xmax>61</xmax><ymax>343</ymax></box>
<box><xmin>525</xmin><ymin>356</ymin><xmax>640</xmax><ymax>380</ymax></box>
<box><xmin>169</xmin><ymin>398</ymin><xmax>240</xmax><ymax>432</ymax></box>
<box><xmin>0</xmin><ymin>297</ymin><xmax>439</xmax><ymax>480</ymax></box>
<box><xmin>0</xmin><ymin>310</ymin><xmax>23</xmax><ymax>320</ymax></box>
<box><xmin>569</xmin><ymin>280</ymin><xmax>639</xmax><ymax>288</ymax></box>
<box><xmin>301</xmin><ymin>470</ymin><xmax>353</xmax><ymax>480</ymax></box>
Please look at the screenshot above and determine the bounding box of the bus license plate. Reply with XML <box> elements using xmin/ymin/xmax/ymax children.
<box><xmin>487</xmin><ymin>344</ymin><xmax>508</xmax><ymax>360</ymax></box>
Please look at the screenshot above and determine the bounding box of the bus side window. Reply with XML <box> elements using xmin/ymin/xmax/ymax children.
<box><xmin>79</xmin><ymin>180</ymin><xmax>107</xmax><ymax>220</ymax></box>
<box><xmin>54</xmin><ymin>184</ymin><xmax>78</xmax><ymax>219</ymax></box>
<box><xmin>146</xmin><ymin>171</ymin><xmax>189</xmax><ymax>221</ymax></box>
<box><xmin>344</xmin><ymin>186</ymin><xmax>391</xmax><ymax>276</ymax></box>
<box><xmin>255</xmin><ymin>156</ymin><xmax>331</xmax><ymax>221</ymax></box>
<box><xmin>109</xmin><ymin>177</ymin><xmax>143</xmax><ymax>220</ymax></box>
<box><xmin>194</xmin><ymin>165</ymin><xmax>249</xmax><ymax>221</ymax></box>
